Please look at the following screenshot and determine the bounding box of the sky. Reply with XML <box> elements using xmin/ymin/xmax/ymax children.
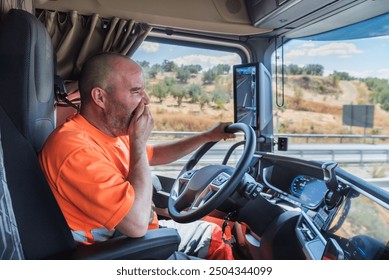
<box><xmin>132</xmin><ymin>35</ymin><xmax>389</xmax><ymax>80</ymax></box>
<box><xmin>132</xmin><ymin>42</ymin><xmax>241</xmax><ymax>72</ymax></box>
<box><xmin>284</xmin><ymin>36</ymin><xmax>389</xmax><ymax>79</ymax></box>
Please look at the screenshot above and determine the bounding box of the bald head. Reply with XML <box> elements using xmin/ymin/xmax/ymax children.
<box><xmin>78</xmin><ymin>52</ymin><xmax>140</xmax><ymax>106</ymax></box>
<box><xmin>76</xmin><ymin>52</ymin><xmax>150</xmax><ymax>137</ymax></box>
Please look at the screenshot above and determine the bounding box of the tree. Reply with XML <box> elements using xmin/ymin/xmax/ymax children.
<box><xmin>163</xmin><ymin>76</ymin><xmax>176</xmax><ymax>87</ymax></box>
<box><xmin>286</xmin><ymin>64</ymin><xmax>303</xmax><ymax>75</ymax></box>
<box><xmin>331</xmin><ymin>74</ymin><xmax>340</xmax><ymax>88</ymax></box>
<box><xmin>187</xmin><ymin>83</ymin><xmax>202</xmax><ymax>103</ymax></box>
<box><xmin>331</xmin><ymin>70</ymin><xmax>353</xmax><ymax>81</ymax></box>
<box><xmin>161</xmin><ymin>59</ymin><xmax>177</xmax><ymax>72</ymax></box>
<box><xmin>212</xmin><ymin>87</ymin><xmax>229</xmax><ymax>109</ymax></box>
<box><xmin>170</xmin><ymin>84</ymin><xmax>188</xmax><ymax>107</ymax></box>
<box><xmin>137</xmin><ymin>60</ymin><xmax>150</xmax><ymax>69</ymax></box>
<box><xmin>214</xmin><ymin>64</ymin><xmax>230</xmax><ymax>75</ymax></box>
<box><xmin>303</xmin><ymin>64</ymin><xmax>324</xmax><ymax>76</ymax></box>
<box><xmin>203</xmin><ymin>69</ymin><xmax>217</xmax><ymax>84</ymax></box>
<box><xmin>176</xmin><ymin>66</ymin><xmax>190</xmax><ymax>83</ymax></box>
<box><xmin>148</xmin><ymin>64</ymin><xmax>161</xmax><ymax>78</ymax></box>
<box><xmin>365</xmin><ymin>77</ymin><xmax>389</xmax><ymax>111</ymax></box>
<box><xmin>199</xmin><ymin>92</ymin><xmax>211</xmax><ymax>111</ymax></box>
<box><xmin>150</xmin><ymin>82</ymin><xmax>168</xmax><ymax>103</ymax></box>
<box><xmin>186</xmin><ymin>64</ymin><xmax>202</xmax><ymax>74</ymax></box>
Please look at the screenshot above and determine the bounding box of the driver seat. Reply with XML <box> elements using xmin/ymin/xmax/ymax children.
<box><xmin>0</xmin><ymin>8</ymin><xmax>179</xmax><ymax>259</ymax></box>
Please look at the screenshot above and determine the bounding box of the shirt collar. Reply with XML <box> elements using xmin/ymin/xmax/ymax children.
<box><xmin>69</xmin><ymin>113</ymin><xmax>120</xmax><ymax>144</ymax></box>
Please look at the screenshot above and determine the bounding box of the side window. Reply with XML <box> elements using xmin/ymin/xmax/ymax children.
<box><xmin>132</xmin><ymin>40</ymin><xmax>242</xmax><ymax>176</ymax></box>
<box><xmin>273</xmin><ymin>35</ymin><xmax>389</xmax><ymax>179</ymax></box>
<box><xmin>132</xmin><ymin>41</ymin><xmax>241</xmax><ymax>133</ymax></box>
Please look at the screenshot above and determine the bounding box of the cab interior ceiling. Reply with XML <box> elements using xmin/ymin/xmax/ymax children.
<box><xmin>35</xmin><ymin>0</ymin><xmax>389</xmax><ymax>40</ymax></box>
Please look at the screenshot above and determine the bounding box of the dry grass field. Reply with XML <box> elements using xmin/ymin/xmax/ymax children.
<box><xmin>150</xmin><ymin>97</ymin><xmax>234</xmax><ymax>132</ymax></box>
<box><xmin>148</xmin><ymin>74</ymin><xmax>389</xmax><ymax>139</ymax></box>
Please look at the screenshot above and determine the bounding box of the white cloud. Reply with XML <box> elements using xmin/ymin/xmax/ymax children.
<box><xmin>376</xmin><ymin>68</ymin><xmax>389</xmax><ymax>77</ymax></box>
<box><xmin>367</xmin><ymin>68</ymin><xmax>389</xmax><ymax>80</ymax></box>
<box><xmin>285</xmin><ymin>49</ymin><xmax>307</xmax><ymax>59</ymax></box>
<box><xmin>300</xmin><ymin>42</ymin><xmax>316</xmax><ymax>48</ymax></box>
<box><xmin>338</xmin><ymin>55</ymin><xmax>352</xmax><ymax>59</ymax></box>
<box><xmin>286</xmin><ymin>42</ymin><xmax>363</xmax><ymax>59</ymax></box>
<box><xmin>172</xmin><ymin>53</ymin><xmax>241</xmax><ymax>71</ymax></box>
<box><xmin>139</xmin><ymin>42</ymin><xmax>160</xmax><ymax>53</ymax></box>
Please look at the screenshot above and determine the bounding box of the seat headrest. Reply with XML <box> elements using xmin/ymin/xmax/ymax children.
<box><xmin>0</xmin><ymin>9</ymin><xmax>55</xmax><ymax>151</ymax></box>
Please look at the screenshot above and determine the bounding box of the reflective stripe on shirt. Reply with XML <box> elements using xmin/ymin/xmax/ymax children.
<box><xmin>72</xmin><ymin>228</ymin><xmax>115</xmax><ymax>243</ymax></box>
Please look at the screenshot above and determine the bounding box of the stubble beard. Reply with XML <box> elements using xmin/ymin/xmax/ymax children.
<box><xmin>104</xmin><ymin>102</ymin><xmax>132</xmax><ymax>137</ymax></box>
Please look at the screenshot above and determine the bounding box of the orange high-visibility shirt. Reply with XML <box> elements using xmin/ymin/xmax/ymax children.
<box><xmin>39</xmin><ymin>113</ymin><xmax>158</xmax><ymax>244</ymax></box>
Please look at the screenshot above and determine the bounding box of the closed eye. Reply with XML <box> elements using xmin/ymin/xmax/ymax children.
<box><xmin>130</xmin><ymin>87</ymin><xmax>142</xmax><ymax>95</ymax></box>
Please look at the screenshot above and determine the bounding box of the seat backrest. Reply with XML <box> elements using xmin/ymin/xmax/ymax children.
<box><xmin>0</xmin><ymin>9</ymin><xmax>76</xmax><ymax>259</ymax></box>
<box><xmin>0</xmin><ymin>8</ymin><xmax>55</xmax><ymax>152</ymax></box>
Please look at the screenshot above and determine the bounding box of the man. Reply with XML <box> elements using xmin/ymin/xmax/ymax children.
<box><xmin>39</xmin><ymin>52</ymin><xmax>236</xmax><ymax>259</ymax></box>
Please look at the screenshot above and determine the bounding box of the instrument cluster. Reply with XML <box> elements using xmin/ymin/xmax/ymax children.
<box><xmin>290</xmin><ymin>175</ymin><xmax>328</xmax><ymax>208</ymax></box>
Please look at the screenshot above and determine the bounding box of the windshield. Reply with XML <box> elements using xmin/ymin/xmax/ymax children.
<box><xmin>273</xmin><ymin>15</ymin><xmax>389</xmax><ymax>192</ymax></box>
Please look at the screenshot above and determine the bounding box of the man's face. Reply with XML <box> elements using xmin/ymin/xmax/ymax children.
<box><xmin>104</xmin><ymin>64</ymin><xmax>149</xmax><ymax>137</ymax></box>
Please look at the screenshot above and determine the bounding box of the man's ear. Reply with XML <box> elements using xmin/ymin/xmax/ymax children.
<box><xmin>90</xmin><ymin>87</ymin><xmax>107</xmax><ymax>109</ymax></box>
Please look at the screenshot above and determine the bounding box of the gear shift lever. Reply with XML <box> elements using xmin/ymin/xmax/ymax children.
<box><xmin>321</xmin><ymin>161</ymin><xmax>342</xmax><ymax>210</ymax></box>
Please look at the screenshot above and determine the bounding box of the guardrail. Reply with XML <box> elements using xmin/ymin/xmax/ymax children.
<box><xmin>279</xmin><ymin>147</ymin><xmax>389</xmax><ymax>164</ymax></box>
<box><xmin>151</xmin><ymin>131</ymin><xmax>389</xmax><ymax>144</ymax></box>
<box><xmin>275</xmin><ymin>133</ymin><xmax>389</xmax><ymax>144</ymax></box>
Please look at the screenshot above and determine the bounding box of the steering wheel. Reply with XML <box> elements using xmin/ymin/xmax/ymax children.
<box><xmin>168</xmin><ymin>123</ymin><xmax>256</xmax><ymax>223</ymax></box>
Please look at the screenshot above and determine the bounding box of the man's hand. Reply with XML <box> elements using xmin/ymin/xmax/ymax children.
<box><xmin>204</xmin><ymin>122</ymin><xmax>236</xmax><ymax>142</ymax></box>
<box><xmin>128</xmin><ymin>102</ymin><xmax>154</xmax><ymax>146</ymax></box>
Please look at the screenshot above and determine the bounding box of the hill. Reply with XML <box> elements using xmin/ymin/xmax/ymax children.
<box><xmin>276</xmin><ymin>76</ymin><xmax>389</xmax><ymax>138</ymax></box>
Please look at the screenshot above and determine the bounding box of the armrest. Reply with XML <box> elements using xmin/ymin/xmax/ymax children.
<box><xmin>48</xmin><ymin>228</ymin><xmax>180</xmax><ymax>260</ymax></box>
